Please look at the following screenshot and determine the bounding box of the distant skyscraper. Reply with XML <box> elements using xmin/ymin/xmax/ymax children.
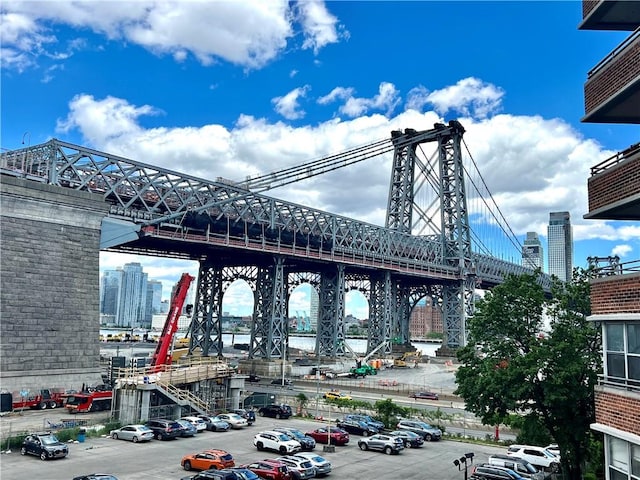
<box><xmin>547</xmin><ymin>211</ymin><xmax>573</xmax><ymax>282</ymax></box>
<box><xmin>118</xmin><ymin>262</ymin><xmax>148</xmax><ymax>327</ymax></box>
<box><xmin>310</xmin><ymin>288</ymin><xmax>319</xmax><ymax>330</ymax></box>
<box><xmin>146</xmin><ymin>280</ymin><xmax>163</xmax><ymax>326</ymax></box>
<box><xmin>100</xmin><ymin>269</ymin><xmax>123</xmax><ymax>323</ymax></box>
<box><xmin>522</xmin><ymin>232</ymin><xmax>544</xmax><ymax>270</ymax></box>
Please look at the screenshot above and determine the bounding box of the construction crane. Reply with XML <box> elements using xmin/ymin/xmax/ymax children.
<box><xmin>149</xmin><ymin>273</ymin><xmax>194</xmax><ymax>371</ymax></box>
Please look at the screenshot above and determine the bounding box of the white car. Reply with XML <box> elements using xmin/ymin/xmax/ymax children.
<box><xmin>110</xmin><ymin>424</ymin><xmax>154</xmax><ymax>443</ymax></box>
<box><xmin>216</xmin><ymin>413</ymin><xmax>248</xmax><ymax>429</ymax></box>
<box><xmin>507</xmin><ymin>445</ymin><xmax>561</xmax><ymax>472</ymax></box>
<box><xmin>294</xmin><ymin>452</ymin><xmax>332</xmax><ymax>476</ymax></box>
<box><xmin>254</xmin><ymin>430</ymin><xmax>302</xmax><ymax>454</ymax></box>
<box><xmin>181</xmin><ymin>416</ymin><xmax>207</xmax><ymax>433</ymax></box>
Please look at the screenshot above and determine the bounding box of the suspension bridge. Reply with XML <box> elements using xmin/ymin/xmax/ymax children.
<box><xmin>0</xmin><ymin>120</ymin><xmax>550</xmax><ymax>362</ymax></box>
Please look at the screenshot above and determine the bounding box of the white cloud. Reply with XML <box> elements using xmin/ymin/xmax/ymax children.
<box><xmin>327</xmin><ymin>82</ymin><xmax>401</xmax><ymax>118</ymax></box>
<box><xmin>425</xmin><ymin>77</ymin><xmax>505</xmax><ymax>119</ymax></box>
<box><xmin>611</xmin><ymin>244</ymin><xmax>633</xmax><ymax>258</ymax></box>
<box><xmin>1</xmin><ymin>1</ymin><xmax>344</xmax><ymax>72</ymax></box>
<box><xmin>272</xmin><ymin>85</ymin><xmax>311</xmax><ymax>120</ymax></box>
<box><xmin>296</xmin><ymin>0</ymin><xmax>345</xmax><ymax>54</ymax></box>
<box><xmin>317</xmin><ymin>86</ymin><xmax>355</xmax><ymax>105</ymax></box>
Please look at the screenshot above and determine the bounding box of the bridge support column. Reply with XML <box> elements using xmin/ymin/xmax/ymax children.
<box><xmin>317</xmin><ymin>265</ymin><xmax>346</xmax><ymax>357</ymax></box>
<box><xmin>250</xmin><ymin>257</ymin><xmax>287</xmax><ymax>359</ymax></box>
<box><xmin>368</xmin><ymin>272</ymin><xmax>394</xmax><ymax>355</ymax></box>
<box><xmin>191</xmin><ymin>262</ymin><xmax>224</xmax><ymax>357</ymax></box>
<box><xmin>442</xmin><ymin>277</ymin><xmax>474</xmax><ymax>348</ymax></box>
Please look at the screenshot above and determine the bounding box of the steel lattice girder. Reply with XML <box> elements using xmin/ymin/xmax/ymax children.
<box><xmin>250</xmin><ymin>257</ymin><xmax>287</xmax><ymax>359</ymax></box>
<box><xmin>367</xmin><ymin>272</ymin><xmax>394</xmax><ymax>355</ymax></box>
<box><xmin>317</xmin><ymin>266</ymin><xmax>346</xmax><ymax>357</ymax></box>
<box><xmin>190</xmin><ymin>264</ymin><xmax>224</xmax><ymax>357</ymax></box>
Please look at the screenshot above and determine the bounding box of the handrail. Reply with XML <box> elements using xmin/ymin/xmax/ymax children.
<box><xmin>587</xmin><ymin>27</ymin><xmax>640</xmax><ymax>79</ymax></box>
<box><xmin>598</xmin><ymin>374</ymin><xmax>640</xmax><ymax>394</ymax></box>
<box><xmin>590</xmin><ymin>142</ymin><xmax>640</xmax><ymax>175</ymax></box>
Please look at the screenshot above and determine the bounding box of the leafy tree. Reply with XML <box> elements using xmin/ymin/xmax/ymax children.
<box><xmin>455</xmin><ymin>270</ymin><xmax>601</xmax><ymax>480</ymax></box>
<box><xmin>373</xmin><ymin>398</ymin><xmax>409</xmax><ymax>428</ymax></box>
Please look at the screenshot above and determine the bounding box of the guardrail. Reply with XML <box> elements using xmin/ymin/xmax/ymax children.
<box><xmin>590</xmin><ymin>142</ymin><xmax>640</xmax><ymax>175</ymax></box>
<box><xmin>597</xmin><ymin>374</ymin><xmax>640</xmax><ymax>394</ymax></box>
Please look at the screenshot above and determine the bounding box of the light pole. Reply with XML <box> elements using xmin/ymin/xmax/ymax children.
<box><xmin>453</xmin><ymin>452</ymin><xmax>475</xmax><ymax>480</ymax></box>
<box><xmin>21</xmin><ymin>131</ymin><xmax>31</xmax><ymax>173</ymax></box>
<box><xmin>315</xmin><ymin>351</ymin><xmax>321</xmax><ymax>419</ymax></box>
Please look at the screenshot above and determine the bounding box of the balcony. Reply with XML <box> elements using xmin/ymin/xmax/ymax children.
<box><xmin>585</xmin><ymin>142</ymin><xmax>640</xmax><ymax>219</ymax></box>
<box><xmin>582</xmin><ymin>28</ymin><xmax>640</xmax><ymax>124</ymax></box>
<box><xmin>580</xmin><ymin>0</ymin><xmax>640</xmax><ymax>31</ymax></box>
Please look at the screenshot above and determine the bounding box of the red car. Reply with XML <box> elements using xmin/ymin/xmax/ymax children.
<box><xmin>241</xmin><ymin>459</ymin><xmax>292</xmax><ymax>480</ymax></box>
<box><xmin>305</xmin><ymin>427</ymin><xmax>349</xmax><ymax>446</ymax></box>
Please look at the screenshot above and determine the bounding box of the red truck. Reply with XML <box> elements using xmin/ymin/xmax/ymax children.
<box><xmin>12</xmin><ymin>389</ymin><xmax>66</xmax><ymax>410</ymax></box>
<box><xmin>64</xmin><ymin>390</ymin><xmax>112</xmax><ymax>413</ymax></box>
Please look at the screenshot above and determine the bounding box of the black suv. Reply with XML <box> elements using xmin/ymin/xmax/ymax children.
<box><xmin>146</xmin><ymin>419</ymin><xmax>183</xmax><ymax>440</ymax></box>
<box><xmin>337</xmin><ymin>417</ymin><xmax>379</xmax><ymax>436</ymax></box>
<box><xmin>181</xmin><ymin>470</ymin><xmax>240</xmax><ymax>480</ymax></box>
<box><xmin>21</xmin><ymin>431</ymin><xmax>68</xmax><ymax>460</ymax></box>
<box><xmin>258</xmin><ymin>404</ymin><xmax>292</xmax><ymax>419</ymax></box>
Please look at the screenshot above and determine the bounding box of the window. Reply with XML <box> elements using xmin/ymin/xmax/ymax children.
<box><xmin>607</xmin><ymin>436</ymin><xmax>640</xmax><ymax>480</ymax></box>
<box><xmin>604</xmin><ymin>322</ymin><xmax>640</xmax><ymax>386</ymax></box>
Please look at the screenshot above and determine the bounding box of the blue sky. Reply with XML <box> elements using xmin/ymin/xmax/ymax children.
<box><xmin>2</xmin><ymin>1</ymin><xmax>638</xmax><ymax>317</ymax></box>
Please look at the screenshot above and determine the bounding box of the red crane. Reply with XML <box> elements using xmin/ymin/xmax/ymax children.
<box><xmin>150</xmin><ymin>273</ymin><xmax>194</xmax><ymax>371</ymax></box>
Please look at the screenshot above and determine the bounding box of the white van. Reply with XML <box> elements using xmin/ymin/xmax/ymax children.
<box><xmin>488</xmin><ymin>454</ymin><xmax>545</xmax><ymax>480</ymax></box>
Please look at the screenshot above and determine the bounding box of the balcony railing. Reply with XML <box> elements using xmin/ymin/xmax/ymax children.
<box><xmin>587</xmin><ymin>27</ymin><xmax>640</xmax><ymax>80</ymax></box>
<box><xmin>589</xmin><ymin>258</ymin><xmax>640</xmax><ymax>277</ymax></box>
<box><xmin>590</xmin><ymin>142</ymin><xmax>640</xmax><ymax>175</ymax></box>
<box><xmin>598</xmin><ymin>374</ymin><xmax>640</xmax><ymax>394</ymax></box>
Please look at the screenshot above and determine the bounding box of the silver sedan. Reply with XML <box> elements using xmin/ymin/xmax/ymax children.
<box><xmin>110</xmin><ymin>424</ymin><xmax>155</xmax><ymax>443</ymax></box>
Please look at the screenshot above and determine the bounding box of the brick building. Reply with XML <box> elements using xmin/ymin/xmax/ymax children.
<box><xmin>408</xmin><ymin>297</ymin><xmax>443</xmax><ymax>339</ymax></box>
<box><xmin>579</xmin><ymin>2</ymin><xmax>640</xmax><ymax>479</ymax></box>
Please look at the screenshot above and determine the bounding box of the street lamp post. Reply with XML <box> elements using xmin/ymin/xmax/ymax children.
<box><xmin>453</xmin><ymin>452</ymin><xmax>475</xmax><ymax>480</ymax></box>
<box><xmin>21</xmin><ymin>131</ymin><xmax>31</xmax><ymax>174</ymax></box>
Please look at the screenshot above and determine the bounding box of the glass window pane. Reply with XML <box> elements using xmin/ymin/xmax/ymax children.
<box><xmin>632</xmin><ymin>443</ymin><xmax>640</xmax><ymax>477</ymax></box>
<box><xmin>610</xmin><ymin>437</ymin><xmax>629</xmax><ymax>472</ymax></box>
<box><xmin>606</xmin><ymin>324</ymin><xmax>625</xmax><ymax>352</ymax></box>
<box><xmin>629</xmin><ymin>356</ymin><xmax>640</xmax><ymax>385</ymax></box>
<box><xmin>628</xmin><ymin>323</ymin><xmax>640</xmax><ymax>355</ymax></box>
<box><xmin>610</xmin><ymin>468</ymin><xmax>628</xmax><ymax>480</ymax></box>
<box><xmin>608</xmin><ymin>353</ymin><xmax>626</xmax><ymax>380</ymax></box>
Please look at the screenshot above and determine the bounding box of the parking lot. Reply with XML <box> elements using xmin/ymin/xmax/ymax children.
<box><xmin>0</xmin><ymin>416</ymin><xmax>506</xmax><ymax>480</ymax></box>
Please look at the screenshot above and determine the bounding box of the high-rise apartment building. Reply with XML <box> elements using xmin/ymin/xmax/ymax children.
<box><xmin>100</xmin><ymin>263</ymin><xmax>155</xmax><ymax>327</ymax></box>
<box><xmin>579</xmin><ymin>3</ymin><xmax>640</xmax><ymax>480</ymax></box>
<box><xmin>522</xmin><ymin>231</ymin><xmax>544</xmax><ymax>270</ymax></box>
<box><xmin>547</xmin><ymin>211</ymin><xmax>573</xmax><ymax>282</ymax></box>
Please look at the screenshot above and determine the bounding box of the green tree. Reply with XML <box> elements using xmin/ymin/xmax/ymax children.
<box><xmin>455</xmin><ymin>270</ymin><xmax>601</xmax><ymax>480</ymax></box>
<box><xmin>373</xmin><ymin>398</ymin><xmax>409</xmax><ymax>428</ymax></box>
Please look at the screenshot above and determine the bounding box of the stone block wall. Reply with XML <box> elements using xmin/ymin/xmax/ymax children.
<box><xmin>0</xmin><ymin>176</ymin><xmax>109</xmax><ymax>393</ymax></box>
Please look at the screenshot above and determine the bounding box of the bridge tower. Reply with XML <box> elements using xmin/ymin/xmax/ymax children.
<box><xmin>386</xmin><ymin>121</ymin><xmax>474</xmax><ymax>348</ymax></box>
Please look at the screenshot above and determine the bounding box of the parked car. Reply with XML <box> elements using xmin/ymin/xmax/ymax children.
<box><xmin>336</xmin><ymin>417</ymin><xmax>378</xmax><ymax>436</ymax></box>
<box><xmin>215</xmin><ymin>413</ymin><xmax>248</xmax><ymax>429</ymax></box>
<box><xmin>388</xmin><ymin>430</ymin><xmax>424</xmax><ymax>448</ymax></box>
<box><xmin>176</xmin><ymin>419</ymin><xmax>198</xmax><ymax>437</ymax></box>
<box><xmin>232</xmin><ymin>408</ymin><xmax>256</xmax><ymax>425</ymax></box>
<box><xmin>198</xmin><ymin>414</ymin><xmax>231</xmax><ymax>432</ymax></box>
<box><xmin>344</xmin><ymin>414</ymin><xmax>385</xmax><ymax>431</ymax></box>
<box><xmin>259</xmin><ymin>404</ymin><xmax>293</xmax><ymax>419</ymax></box>
<box><xmin>273</xmin><ymin>427</ymin><xmax>317</xmax><ymax>451</ymax></box>
<box><xmin>254</xmin><ymin>430</ymin><xmax>302</xmax><ymax>454</ymax></box>
<box><xmin>241</xmin><ymin>459</ymin><xmax>292</xmax><ymax>480</ymax></box>
<box><xmin>246</xmin><ymin>374</ymin><xmax>261</xmax><ymax>383</ymax></box>
<box><xmin>323</xmin><ymin>390</ymin><xmax>352</xmax><ymax>401</ymax></box>
<box><xmin>395</xmin><ymin>419</ymin><xmax>442</xmax><ymax>441</ymax></box>
<box><xmin>181</xmin><ymin>449</ymin><xmax>235</xmax><ymax>471</ymax></box>
<box><xmin>487</xmin><ymin>455</ymin><xmax>545</xmax><ymax>480</ymax></box>
<box><xmin>20</xmin><ymin>431</ymin><xmax>69</xmax><ymax>460</ymax></box>
<box><xmin>410</xmin><ymin>391</ymin><xmax>439</xmax><ymax>400</ymax></box>
<box><xmin>357</xmin><ymin>433</ymin><xmax>404</xmax><ymax>454</ymax></box>
<box><xmin>275</xmin><ymin>455</ymin><xmax>316</xmax><ymax>480</ymax></box>
<box><xmin>72</xmin><ymin>475</ymin><xmax>119</xmax><ymax>480</ymax></box>
<box><xmin>109</xmin><ymin>424</ymin><xmax>154</xmax><ymax>443</ymax></box>
<box><xmin>545</xmin><ymin>444</ymin><xmax>560</xmax><ymax>456</ymax></box>
<box><xmin>294</xmin><ymin>452</ymin><xmax>332</xmax><ymax>477</ymax></box>
<box><xmin>305</xmin><ymin>427</ymin><xmax>349</xmax><ymax>446</ymax></box>
<box><xmin>506</xmin><ymin>445</ymin><xmax>561</xmax><ymax>472</ymax></box>
<box><xmin>225</xmin><ymin>468</ymin><xmax>261</xmax><ymax>480</ymax></box>
<box><xmin>470</xmin><ymin>464</ymin><xmax>527</xmax><ymax>480</ymax></box>
<box><xmin>146</xmin><ymin>419</ymin><xmax>183</xmax><ymax>440</ymax></box>
<box><xmin>181</xmin><ymin>470</ymin><xmax>240</xmax><ymax>480</ymax></box>
<box><xmin>181</xmin><ymin>416</ymin><xmax>208</xmax><ymax>432</ymax></box>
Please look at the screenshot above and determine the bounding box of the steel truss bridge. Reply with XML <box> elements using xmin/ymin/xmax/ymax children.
<box><xmin>1</xmin><ymin>121</ymin><xmax>550</xmax><ymax>359</ymax></box>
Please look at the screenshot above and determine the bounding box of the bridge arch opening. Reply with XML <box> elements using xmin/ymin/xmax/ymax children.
<box><xmin>345</xmin><ymin>289</ymin><xmax>368</xmax><ymax>339</ymax></box>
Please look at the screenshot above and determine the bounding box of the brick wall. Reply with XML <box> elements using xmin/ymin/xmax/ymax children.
<box><xmin>595</xmin><ymin>389</ymin><xmax>640</xmax><ymax>436</ymax></box>
<box><xmin>584</xmin><ymin>36</ymin><xmax>640</xmax><ymax>114</ymax></box>
<box><xmin>588</xmin><ymin>155</ymin><xmax>640</xmax><ymax>212</ymax></box>
<box><xmin>0</xmin><ymin>176</ymin><xmax>109</xmax><ymax>392</ymax></box>
<box><xmin>590</xmin><ymin>274</ymin><xmax>640</xmax><ymax>315</ymax></box>
<box><xmin>582</xmin><ymin>0</ymin><xmax>599</xmax><ymax>19</ymax></box>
